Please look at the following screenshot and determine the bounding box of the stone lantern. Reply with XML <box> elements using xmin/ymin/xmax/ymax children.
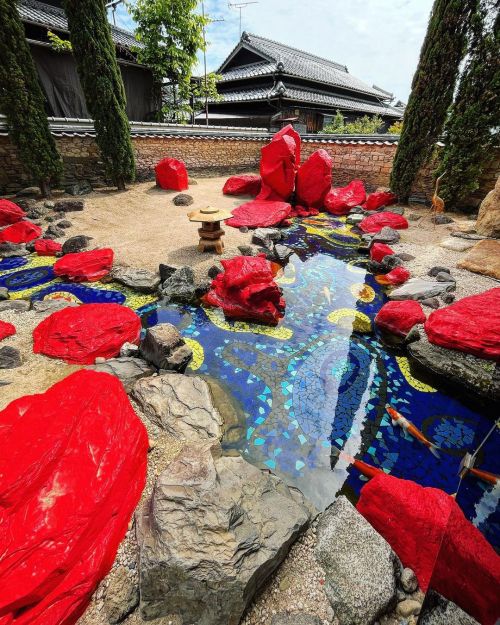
<box><xmin>188</xmin><ymin>206</ymin><xmax>232</xmax><ymax>254</ymax></box>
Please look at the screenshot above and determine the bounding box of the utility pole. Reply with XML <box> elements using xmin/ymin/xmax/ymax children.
<box><xmin>105</xmin><ymin>0</ymin><xmax>124</xmax><ymax>26</ymax></box>
<box><xmin>228</xmin><ymin>2</ymin><xmax>259</xmax><ymax>37</ymax></box>
<box><xmin>201</xmin><ymin>1</ymin><xmax>224</xmax><ymax>126</ymax></box>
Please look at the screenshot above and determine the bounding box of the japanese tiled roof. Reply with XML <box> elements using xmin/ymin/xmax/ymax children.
<box><xmin>213</xmin><ymin>84</ymin><xmax>403</xmax><ymax>118</ymax></box>
<box><xmin>218</xmin><ymin>32</ymin><xmax>391</xmax><ymax>100</ymax></box>
<box><xmin>18</xmin><ymin>0</ymin><xmax>140</xmax><ymax>49</ymax></box>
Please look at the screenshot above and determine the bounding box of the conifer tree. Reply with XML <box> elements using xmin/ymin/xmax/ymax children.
<box><xmin>438</xmin><ymin>4</ymin><xmax>499</xmax><ymax>207</ymax></box>
<box><xmin>390</xmin><ymin>0</ymin><xmax>477</xmax><ymax>202</ymax></box>
<box><xmin>63</xmin><ymin>0</ymin><xmax>135</xmax><ymax>190</ymax></box>
<box><xmin>0</xmin><ymin>0</ymin><xmax>63</xmax><ymax>197</ymax></box>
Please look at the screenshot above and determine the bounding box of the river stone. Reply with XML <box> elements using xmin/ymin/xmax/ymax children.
<box><xmin>0</xmin><ymin>346</ymin><xmax>22</xmax><ymax>369</ymax></box>
<box><xmin>476</xmin><ymin>176</ymin><xmax>500</xmax><ymax>238</ymax></box>
<box><xmin>0</xmin><ymin>242</ymin><xmax>29</xmax><ymax>257</ymax></box>
<box><xmin>0</xmin><ymin>300</ymin><xmax>30</xmax><ymax>312</ymax></box>
<box><xmin>397</xmin><ymin>599</ymin><xmax>422</xmax><ymax>617</ymax></box>
<box><xmin>408</xmin><ymin>329</ymin><xmax>499</xmax><ymax>402</ymax></box>
<box><xmin>271</xmin><ymin>614</ymin><xmax>323</xmax><ymax>625</ymax></box>
<box><xmin>400</xmin><ymin>567</ymin><xmax>418</xmax><ymax>593</ymax></box>
<box><xmin>62</xmin><ymin>235</ymin><xmax>92</xmax><ymax>254</ymax></box>
<box><xmin>56</xmin><ymin>220</ymin><xmax>72</xmax><ymax>229</ymax></box>
<box><xmin>160</xmin><ymin>266</ymin><xmax>196</xmax><ymax>303</ymax></box>
<box><xmin>172</xmin><ymin>193</ymin><xmax>193</xmax><ymax>206</ymax></box>
<box><xmin>104</xmin><ymin>565</ymin><xmax>140</xmax><ymax>624</ymax></box>
<box><xmin>136</xmin><ymin>442</ymin><xmax>311</xmax><ymax>624</ymax></box>
<box><xmin>87</xmin><ymin>357</ymin><xmax>154</xmax><ymax>392</ymax></box>
<box><xmin>439</xmin><ymin>237</ymin><xmax>476</xmax><ymax>252</ymax></box>
<box><xmin>428</xmin><ymin>266</ymin><xmax>451</xmax><ymax>277</ymax></box>
<box><xmin>315</xmin><ymin>496</ymin><xmax>399</xmax><ymax>625</ymax></box>
<box><xmin>389</xmin><ymin>278</ymin><xmax>456</xmax><ymax>301</ymax></box>
<box><xmin>132</xmin><ymin>373</ymin><xmax>223</xmax><ymax>442</ymax></box>
<box><xmin>31</xmin><ymin>299</ymin><xmax>78</xmax><ymax>313</ymax></box>
<box><xmin>112</xmin><ymin>266</ymin><xmax>161</xmax><ymax>293</ymax></box>
<box><xmin>457</xmin><ymin>239</ymin><xmax>500</xmax><ymax>280</ymax></box>
<box><xmin>55</xmin><ymin>199</ymin><xmax>85</xmax><ymax>212</ymax></box>
<box><xmin>419</xmin><ymin>591</ymin><xmax>480</xmax><ymax>625</ymax></box>
<box><xmin>140</xmin><ymin>323</ymin><xmax>192</xmax><ymax>372</ymax></box>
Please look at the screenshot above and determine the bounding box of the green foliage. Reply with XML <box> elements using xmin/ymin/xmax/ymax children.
<box><xmin>63</xmin><ymin>0</ymin><xmax>135</xmax><ymax>189</ymax></box>
<box><xmin>47</xmin><ymin>30</ymin><xmax>73</xmax><ymax>52</ymax></box>
<box><xmin>321</xmin><ymin>111</ymin><xmax>384</xmax><ymax>134</ymax></box>
<box><xmin>390</xmin><ymin>0</ymin><xmax>477</xmax><ymax>201</ymax></box>
<box><xmin>127</xmin><ymin>0</ymin><xmax>207</xmax><ymax>121</ymax></box>
<box><xmin>0</xmin><ymin>0</ymin><xmax>63</xmax><ymax>195</ymax></box>
<box><xmin>387</xmin><ymin>120</ymin><xmax>403</xmax><ymax>135</ymax></box>
<box><xmin>191</xmin><ymin>72</ymin><xmax>222</xmax><ymax>118</ymax></box>
<box><xmin>438</xmin><ymin>4</ymin><xmax>499</xmax><ymax>206</ymax></box>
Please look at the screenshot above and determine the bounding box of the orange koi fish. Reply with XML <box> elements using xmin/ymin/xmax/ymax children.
<box><xmin>331</xmin><ymin>445</ymin><xmax>384</xmax><ymax>480</ymax></box>
<box><xmin>386</xmin><ymin>404</ymin><xmax>441</xmax><ymax>459</ymax></box>
<box><xmin>459</xmin><ymin>452</ymin><xmax>499</xmax><ymax>486</ymax></box>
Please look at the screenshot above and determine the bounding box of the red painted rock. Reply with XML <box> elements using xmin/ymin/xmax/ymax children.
<box><xmin>54</xmin><ymin>248</ymin><xmax>113</xmax><ymax>282</ymax></box>
<box><xmin>370</xmin><ymin>243</ymin><xmax>394</xmax><ymax>263</ymax></box>
<box><xmin>33</xmin><ymin>303</ymin><xmax>141</xmax><ymax>364</ymax></box>
<box><xmin>272</xmin><ymin>123</ymin><xmax>301</xmax><ymax>165</ymax></box>
<box><xmin>202</xmin><ymin>254</ymin><xmax>285</xmax><ymax>325</ymax></box>
<box><xmin>0</xmin><ymin>220</ymin><xmax>42</xmax><ymax>243</ymax></box>
<box><xmin>34</xmin><ymin>239</ymin><xmax>62</xmax><ymax>256</ymax></box>
<box><xmin>362</xmin><ymin>191</ymin><xmax>397</xmax><ymax>210</ymax></box>
<box><xmin>290</xmin><ymin>205</ymin><xmax>319</xmax><ymax>218</ymax></box>
<box><xmin>0</xmin><ymin>320</ymin><xmax>16</xmax><ymax>341</ymax></box>
<box><xmin>324</xmin><ymin>179</ymin><xmax>366</xmax><ymax>215</ymax></box>
<box><xmin>0</xmin><ymin>199</ymin><xmax>26</xmax><ymax>226</ymax></box>
<box><xmin>223</xmin><ymin>174</ymin><xmax>261</xmax><ymax>197</ymax></box>
<box><xmin>226</xmin><ymin>200</ymin><xmax>292</xmax><ymax>229</ymax></box>
<box><xmin>375</xmin><ymin>266</ymin><xmax>411</xmax><ymax>286</ymax></box>
<box><xmin>359</xmin><ymin>212</ymin><xmax>409</xmax><ymax>234</ymax></box>
<box><xmin>154</xmin><ymin>157</ymin><xmax>189</xmax><ymax>191</ymax></box>
<box><xmin>0</xmin><ymin>370</ymin><xmax>148</xmax><ymax>625</ymax></box>
<box><xmin>424</xmin><ymin>287</ymin><xmax>500</xmax><ymax>361</ymax></box>
<box><xmin>357</xmin><ymin>473</ymin><xmax>500</xmax><ymax>625</ymax></box>
<box><xmin>375</xmin><ymin>300</ymin><xmax>425</xmax><ymax>337</ymax></box>
<box><xmin>257</xmin><ymin>135</ymin><xmax>297</xmax><ymax>201</ymax></box>
<box><xmin>295</xmin><ymin>149</ymin><xmax>332</xmax><ymax>209</ymax></box>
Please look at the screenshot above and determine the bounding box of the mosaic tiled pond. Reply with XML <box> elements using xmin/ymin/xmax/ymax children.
<box><xmin>1</xmin><ymin>215</ymin><xmax>498</xmax><ymax>550</ymax></box>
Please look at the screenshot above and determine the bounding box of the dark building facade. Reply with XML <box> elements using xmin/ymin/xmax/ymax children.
<box><xmin>200</xmin><ymin>32</ymin><xmax>403</xmax><ymax>132</ymax></box>
<box><xmin>17</xmin><ymin>0</ymin><xmax>155</xmax><ymax>122</ymax></box>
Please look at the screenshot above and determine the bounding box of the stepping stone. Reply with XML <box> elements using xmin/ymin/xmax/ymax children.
<box><xmin>390</xmin><ymin>278</ymin><xmax>455</xmax><ymax>301</ymax></box>
<box><xmin>439</xmin><ymin>237</ymin><xmax>476</xmax><ymax>252</ymax></box>
<box><xmin>457</xmin><ymin>239</ymin><xmax>500</xmax><ymax>280</ymax></box>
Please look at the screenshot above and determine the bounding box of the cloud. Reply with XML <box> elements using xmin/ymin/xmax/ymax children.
<box><xmin>111</xmin><ymin>0</ymin><xmax>435</xmax><ymax>101</ymax></box>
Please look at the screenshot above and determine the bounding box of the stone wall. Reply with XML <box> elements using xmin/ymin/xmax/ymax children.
<box><xmin>0</xmin><ymin>133</ymin><xmax>497</xmax><ymax>208</ymax></box>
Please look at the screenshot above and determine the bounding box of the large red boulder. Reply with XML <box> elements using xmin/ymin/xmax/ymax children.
<box><xmin>295</xmin><ymin>149</ymin><xmax>332</xmax><ymax>209</ymax></box>
<box><xmin>155</xmin><ymin>157</ymin><xmax>189</xmax><ymax>191</ymax></box>
<box><xmin>0</xmin><ymin>320</ymin><xmax>16</xmax><ymax>341</ymax></box>
<box><xmin>0</xmin><ymin>370</ymin><xmax>148</xmax><ymax>625</ymax></box>
<box><xmin>54</xmin><ymin>248</ymin><xmax>113</xmax><ymax>282</ymax></box>
<box><xmin>0</xmin><ymin>199</ymin><xmax>26</xmax><ymax>226</ymax></box>
<box><xmin>33</xmin><ymin>303</ymin><xmax>141</xmax><ymax>364</ymax></box>
<box><xmin>362</xmin><ymin>190</ymin><xmax>397</xmax><ymax>211</ymax></box>
<box><xmin>223</xmin><ymin>174</ymin><xmax>261</xmax><ymax>197</ymax></box>
<box><xmin>375</xmin><ymin>300</ymin><xmax>425</xmax><ymax>337</ymax></box>
<box><xmin>424</xmin><ymin>287</ymin><xmax>500</xmax><ymax>361</ymax></box>
<box><xmin>34</xmin><ymin>239</ymin><xmax>62</xmax><ymax>256</ymax></box>
<box><xmin>357</xmin><ymin>474</ymin><xmax>500</xmax><ymax>625</ymax></box>
<box><xmin>324</xmin><ymin>179</ymin><xmax>366</xmax><ymax>215</ymax></box>
<box><xmin>370</xmin><ymin>242</ymin><xmax>394</xmax><ymax>263</ymax></box>
<box><xmin>359</xmin><ymin>212</ymin><xmax>409</xmax><ymax>234</ymax></box>
<box><xmin>272</xmin><ymin>123</ymin><xmax>301</xmax><ymax>165</ymax></box>
<box><xmin>202</xmin><ymin>254</ymin><xmax>285</xmax><ymax>325</ymax></box>
<box><xmin>0</xmin><ymin>220</ymin><xmax>41</xmax><ymax>243</ymax></box>
<box><xmin>257</xmin><ymin>135</ymin><xmax>297</xmax><ymax>201</ymax></box>
<box><xmin>226</xmin><ymin>199</ymin><xmax>292</xmax><ymax>229</ymax></box>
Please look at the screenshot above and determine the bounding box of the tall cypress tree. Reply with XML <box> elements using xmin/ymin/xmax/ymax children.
<box><xmin>438</xmin><ymin>5</ymin><xmax>499</xmax><ymax>207</ymax></box>
<box><xmin>63</xmin><ymin>0</ymin><xmax>135</xmax><ymax>190</ymax></box>
<box><xmin>389</xmin><ymin>0</ymin><xmax>477</xmax><ymax>202</ymax></box>
<box><xmin>0</xmin><ymin>0</ymin><xmax>63</xmax><ymax>197</ymax></box>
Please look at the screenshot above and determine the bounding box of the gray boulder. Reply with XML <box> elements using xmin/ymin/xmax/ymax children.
<box><xmin>0</xmin><ymin>346</ymin><xmax>22</xmax><ymax>369</ymax></box>
<box><xmin>0</xmin><ymin>242</ymin><xmax>29</xmax><ymax>257</ymax></box>
<box><xmin>62</xmin><ymin>235</ymin><xmax>92</xmax><ymax>255</ymax></box>
<box><xmin>237</xmin><ymin>244</ymin><xmax>257</xmax><ymax>256</ymax></box>
<box><xmin>56</xmin><ymin>220</ymin><xmax>72</xmax><ymax>229</ymax></box>
<box><xmin>55</xmin><ymin>199</ymin><xmax>84</xmax><ymax>212</ymax></box>
<box><xmin>137</xmin><ymin>442</ymin><xmax>311</xmax><ymax>624</ymax></box>
<box><xmin>132</xmin><ymin>373</ymin><xmax>223</xmax><ymax>442</ymax></box>
<box><xmin>390</xmin><ymin>278</ymin><xmax>456</xmax><ymax>301</ymax></box>
<box><xmin>104</xmin><ymin>566</ymin><xmax>139</xmax><ymax>624</ymax></box>
<box><xmin>419</xmin><ymin>591</ymin><xmax>479</xmax><ymax>625</ymax></box>
<box><xmin>87</xmin><ymin>357</ymin><xmax>154</xmax><ymax>392</ymax></box>
<box><xmin>428</xmin><ymin>265</ymin><xmax>451</xmax><ymax>277</ymax></box>
<box><xmin>160</xmin><ymin>266</ymin><xmax>197</xmax><ymax>304</ymax></box>
<box><xmin>112</xmin><ymin>266</ymin><xmax>161</xmax><ymax>293</ymax></box>
<box><xmin>46</xmin><ymin>223</ymin><xmax>65</xmax><ymax>238</ymax></box>
<box><xmin>158</xmin><ymin>263</ymin><xmax>177</xmax><ymax>283</ymax></box>
<box><xmin>140</xmin><ymin>323</ymin><xmax>192</xmax><ymax>372</ymax></box>
<box><xmin>65</xmin><ymin>181</ymin><xmax>92</xmax><ymax>196</ymax></box>
<box><xmin>0</xmin><ymin>300</ymin><xmax>30</xmax><ymax>312</ymax></box>
<box><xmin>315</xmin><ymin>496</ymin><xmax>399</xmax><ymax>625</ymax></box>
<box><xmin>274</xmin><ymin>244</ymin><xmax>294</xmax><ymax>262</ymax></box>
<box><xmin>372</xmin><ymin>226</ymin><xmax>400</xmax><ymax>244</ymax></box>
<box><xmin>120</xmin><ymin>341</ymin><xmax>140</xmax><ymax>357</ymax></box>
<box><xmin>431</xmin><ymin>214</ymin><xmax>454</xmax><ymax>225</ymax></box>
<box><xmin>252</xmin><ymin>228</ymin><xmax>283</xmax><ymax>248</ymax></box>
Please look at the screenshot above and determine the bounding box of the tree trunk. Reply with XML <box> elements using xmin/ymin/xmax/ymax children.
<box><xmin>39</xmin><ymin>179</ymin><xmax>52</xmax><ymax>198</ymax></box>
<box><xmin>116</xmin><ymin>177</ymin><xmax>126</xmax><ymax>191</ymax></box>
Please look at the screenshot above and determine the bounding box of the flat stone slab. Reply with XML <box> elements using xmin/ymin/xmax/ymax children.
<box><xmin>87</xmin><ymin>357</ymin><xmax>155</xmax><ymax>392</ymax></box>
<box><xmin>389</xmin><ymin>278</ymin><xmax>455</xmax><ymax>301</ymax></box>
<box><xmin>439</xmin><ymin>237</ymin><xmax>476</xmax><ymax>252</ymax></box>
<box><xmin>111</xmin><ymin>266</ymin><xmax>161</xmax><ymax>293</ymax></box>
<box><xmin>457</xmin><ymin>239</ymin><xmax>500</xmax><ymax>280</ymax></box>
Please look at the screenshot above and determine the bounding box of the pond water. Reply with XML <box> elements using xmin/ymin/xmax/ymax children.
<box><xmin>1</xmin><ymin>214</ymin><xmax>498</xmax><ymax>550</ymax></box>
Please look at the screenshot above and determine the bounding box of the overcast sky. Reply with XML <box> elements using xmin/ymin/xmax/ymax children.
<box><xmin>112</xmin><ymin>0</ymin><xmax>435</xmax><ymax>103</ymax></box>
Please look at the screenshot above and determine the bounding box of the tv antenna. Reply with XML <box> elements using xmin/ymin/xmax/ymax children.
<box><xmin>200</xmin><ymin>1</ymin><xmax>225</xmax><ymax>126</ymax></box>
<box><xmin>105</xmin><ymin>0</ymin><xmax>124</xmax><ymax>26</ymax></box>
<box><xmin>228</xmin><ymin>2</ymin><xmax>259</xmax><ymax>37</ymax></box>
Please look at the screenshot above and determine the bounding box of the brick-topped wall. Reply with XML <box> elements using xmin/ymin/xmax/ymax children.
<box><xmin>0</xmin><ymin>133</ymin><xmax>497</xmax><ymax>208</ymax></box>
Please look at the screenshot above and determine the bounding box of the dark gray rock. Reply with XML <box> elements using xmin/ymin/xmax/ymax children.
<box><xmin>315</xmin><ymin>496</ymin><xmax>399</xmax><ymax>625</ymax></box>
<box><xmin>441</xmin><ymin>292</ymin><xmax>455</xmax><ymax>304</ymax></box>
<box><xmin>87</xmin><ymin>357</ymin><xmax>154</xmax><ymax>392</ymax></box>
<box><xmin>395</xmin><ymin>252</ymin><xmax>416</xmax><ymax>262</ymax></box>
<box><xmin>65</xmin><ymin>181</ymin><xmax>92</xmax><ymax>196</ymax></box>
<box><xmin>436</xmin><ymin>271</ymin><xmax>455</xmax><ymax>283</ymax></box>
<box><xmin>132</xmin><ymin>373</ymin><xmax>223</xmax><ymax>442</ymax></box>
<box><xmin>55</xmin><ymin>199</ymin><xmax>85</xmax><ymax>212</ymax></box>
<box><xmin>0</xmin><ymin>300</ymin><xmax>30</xmax><ymax>312</ymax></box>
<box><xmin>390</xmin><ymin>278</ymin><xmax>456</xmax><ymax>301</ymax></box>
<box><xmin>158</xmin><ymin>263</ymin><xmax>177</xmax><ymax>283</ymax></box>
<box><xmin>431</xmin><ymin>214</ymin><xmax>454</xmax><ymax>225</ymax></box>
<box><xmin>15</xmin><ymin>198</ymin><xmax>37</xmax><ymax>211</ymax></box>
<box><xmin>237</xmin><ymin>245</ymin><xmax>256</xmax><ymax>256</ymax></box>
<box><xmin>421</xmin><ymin>297</ymin><xmax>440</xmax><ymax>309</ymax></box>
<box><xmin>428</xmin><ymin>266</ymin><xmax>451</xmax><ymax>277</ymax></box>
<box><xmin>271</xmin><ymin>615</ymin><xmax>322</xmax><ymax>625</ymax></box>
<box><xmin>195</xmin><ymin>280</ymin><xmax>211</xmax><ymax>298</ymax></box>
<box><xmin>137</xmin><ymin>442</ymin><xmax>311</xmax><ymax>624</ymax></box>
<box><xmin>44</xmin><ymin>200</ymin><xmax>56</xmax><ymax>209</ymax></box>
<box><xmin>372</xmin><ymin>226</ymin><xmax>400</xmax><ymax>244</ymax></box>
<box><xmin>348</xmin><ymin>206</ymin><xmax>364</xmax><ymax>214</ymax></box>
<box><xmin>368</xmin><ymin>254</ymin><xmax>404</xmax><ymax>275</ymax></box>
<box><xmin>408</xmin><ymin>329</ymin><xmax>499</xmax><ymax>402</ymax></box>
<box><xmin>56</xmin><ymin>220</ymin><xmax>72</xmax><ymax>229</ymax></box>
<box><xmin>0</xmin><ymin>242</ymin><xmax>29</xmax><ymax>257</ymax></box>
<box><xmin>119</xmin><ymin>342</ymin><xmax>140</xmax><ymax>358</ymax></box>
<box><xmin>386</xmin><ymin>206</ymin><xmax>405</xmax><ymax>215</ymax></box>
<box><xmin>26</xmin><ymin>205</ymin><xmax>47</xmax><ymax>219</ymax></box>
<box><xmin>104</xmin><ymin>566</ymin><xmax>139</xmax><ymax>624</ymax></box>
<box><xmin>160</xmin><ymin>266</ymin><xmax>197</xmax><ymax>303</ymax></box>
<box><xmin>0</xmin><ymin>288</ymin><xmax>8</xmax><ymax>301</ymax></box>
<box><xmin>207</xmin><ymin>264</ymin><xmax>222</xmax><ymax>279</ymax></box>
<box><xmin>0</xmin><ymin>346</ymin><xmax>22</xmax><ymax>369</ymax></box>
<box><xmin>112</xmin><ymin>266</ymin><xmax>161</xmax><ymax>293</ymax></box>
<box><xmin>252</xmin><ymin>227</ymin><xmax>283</xmax><ymax>248</ymax></box>
<box><xmin>451</xmin><ymin>231</ymin><xmax>485</xmax><ymax>240</ymax></box>
<box><xmin>45</xmin><ymin>215</ymin><xmax>55</xmax><ymax>222</ymax></box>
<box><xmin>46</xmin><ymin>224</ymin><xmax>65</xmax><ymax>238</ymax></box>
<box><xmin>419</xmin><ymin>590</ymin><xmax>479</xmax><ymax>625</ymax></box>
<box><xmin>42</xmin><ymin>233</ymin><xmax>58</xmax><ymax>241</ymax></box>
<box><xmin>172</xmin><ymin>193</ymin><xmax>193</xmax><ymax>206</ymax></box>
<box><xmin>62</xmin><ymin>235</ymin><xmax>92</xmax><ymax>254</ymax></box>
<box><xmin>140</xmin><ymin>323</ymin><xmax>192</xmax><ymax>372</ymax></box>
<box><xmin>408</xmin><ymin>213</ymin><xmax>422</xmax><ymax>222</ymax></box>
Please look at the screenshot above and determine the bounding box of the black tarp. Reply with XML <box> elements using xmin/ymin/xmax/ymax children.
<box><xmin>30</xmin><ymin>44</ymin><xmax>155</xmax><ymax>121</ymax></box>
